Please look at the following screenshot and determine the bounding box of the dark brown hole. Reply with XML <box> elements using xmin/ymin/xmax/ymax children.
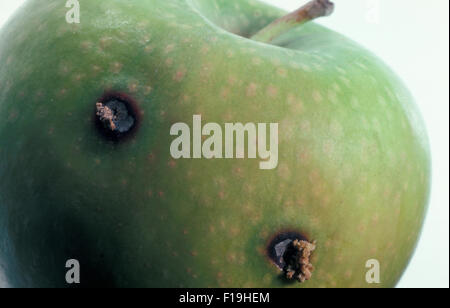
<box><xmin>94</xmin><ymin>91</ymin><xmax>141</xmax><ymax>143</ymax></box>
<box><xmin>266</xmin><ymin>230</ymin><xmax>309</xmax><ymax>269</ymax></box>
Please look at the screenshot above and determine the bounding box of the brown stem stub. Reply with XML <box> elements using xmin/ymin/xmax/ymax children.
<box><xmin>302</xmin><ymin>0</ymin><xmax>335</xmax><ymax>20</ymax></box>
<box><xmin>283</xmin><ymin>240</ymin><xmax>317</xmax><ymax>283</ymax></box>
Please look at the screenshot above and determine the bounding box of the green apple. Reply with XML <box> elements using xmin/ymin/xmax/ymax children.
<box><xmin>0</xmin><ymin>0</ymin><xmax>430</xmax><ymax>288</ymax></box>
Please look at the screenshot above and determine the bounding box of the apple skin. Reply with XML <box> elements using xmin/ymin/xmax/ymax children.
<box><xmin>0</xmin><ymin>0</ymin><xmax>430</xmax><ymax>288</ymax></box>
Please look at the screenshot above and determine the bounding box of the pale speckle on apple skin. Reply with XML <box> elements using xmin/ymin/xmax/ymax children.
<box><xmin>351</xmin><ymin>97</ymin><xmax>360</xmax><ymax>108</ymax></box>
<box><xmin>356</xmin><ymin>61</ymin><xmax>368</xmax><ymax>70</ymax></box>
<box><xmin>143</xmin><ymin>86</ymin><xmax>153</xmax><ymax>95</ymax></box>
<box><xmin>266</xmin><ymin>85</ymin><xmax>278</xmax><ymax>98</ymax></box>
<box><xmin>339</xmin><ymin>76</ymin><xmax>352</xmax><ymax>87</ymax></box>
<box><xmin>111</xmin><ymin>62</ymin><xmax>123</xmax><ymax>74</ymax></box>
<box><xmin>290</xmin><ymin>62</ymin><xmax>301</xmax><ymax>70</ymax></box>
<box><xmin>173</xmin><ymin>68</ymin><xmax>187</xmax><ymax>82</ymax></box>
<box><xmin>201</xmin><ymin>45</ymin><xmax>211</xmax><ymax>55</ymax></box>
<box><xmin>145</xmin><ymin>45</ymin><xmax>155</xmax><ymax>53</ymax></box>
<box><xmin>330</xmin><ymin>120</ymin><xmax>343</xmax><ymax>137</ymax></box>
<box><xmin>246</xmin><ymin>82</ymin><xmax>258</xmax><ymax>97</ymax></box>
<box><xmin>128</xmin><ymin>82</ymin><xmax>139</xmax><ymax>93</ymax></box>
<box><xmin>165</xmin><ymin>44</ymin><xmax>176</xmax><ymax>54</ymax></box>
<box><xmin>277</xmin><ymin>67</ymin><xmax>288</xmax><ymax>78</ymax></box>
<box><xmin>165</xmin><ymin>58</ymin><xmax>174</xmax><ymax>67</ymax></box>
<box><xmin>58</xmin><ymin>88</ymin><xmax>68</xmax><ymax>96</ymax></box>
<box><xmin>372</xmin><ymin>118</ymin><xmax>382</xmax><ymax>133</ymax></box>
<box><xmin>92</xmin><ymin>65</ymin><xmax>102</xmax><ymax>74</ymax></box>
<box><xmin>58</xmin><ymin>63</ymin><xmax>71</xmax><ymax>76</ymax></box>
<box><xmin>300</xmin><ymin>64</ymin><xmax>312</xmax><ymax>73</ymax></box>
<box><xmin>328</xmin><ymin>90</ymin><xmax>339</xmax><ymax>105</ymax></box>
<box><xmin>252</xmin><ymin>57</ymin><xmax>262</xmax><ymax>66</ymax></box>
<box><xmin>312</xmin><ymin>90</ymin><xmax>323</xmax><ymax>103</ymax></box>
<box><xmin>332</xmin><ymin>82</ymin><xmax>342</xmax><ymax>93</ymax></box>
<box><xmin>378</xmin><ymin>96</ymin><xmax>388</xmax><ymax>107</ymax></box>
<box><xmin>336</xmin><ymin>66</ymin><xmax>347</xmax><ymax>75</ymax></box>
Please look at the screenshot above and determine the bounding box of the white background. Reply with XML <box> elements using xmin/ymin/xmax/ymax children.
<box><xmin>0</xmin><ymin>0</ymin><xmax>448</xmax><ymax>288</ymax></box>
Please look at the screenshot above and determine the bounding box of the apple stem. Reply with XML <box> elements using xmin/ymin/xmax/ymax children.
<box><xmin>250</xmin><ymin>0</ymin><xmax>334</xmax><ymax>44</ymax></box>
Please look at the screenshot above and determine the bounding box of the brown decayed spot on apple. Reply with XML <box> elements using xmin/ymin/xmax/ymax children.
<box><xmin>266</xmin><ymin>230</ymin><xmax>317</xmax><ymax>283</ymax></box>
<box><xmin>94</xmin><ymin>91</ymin><xmax>142</xmax><ymax>143</ymax></box>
